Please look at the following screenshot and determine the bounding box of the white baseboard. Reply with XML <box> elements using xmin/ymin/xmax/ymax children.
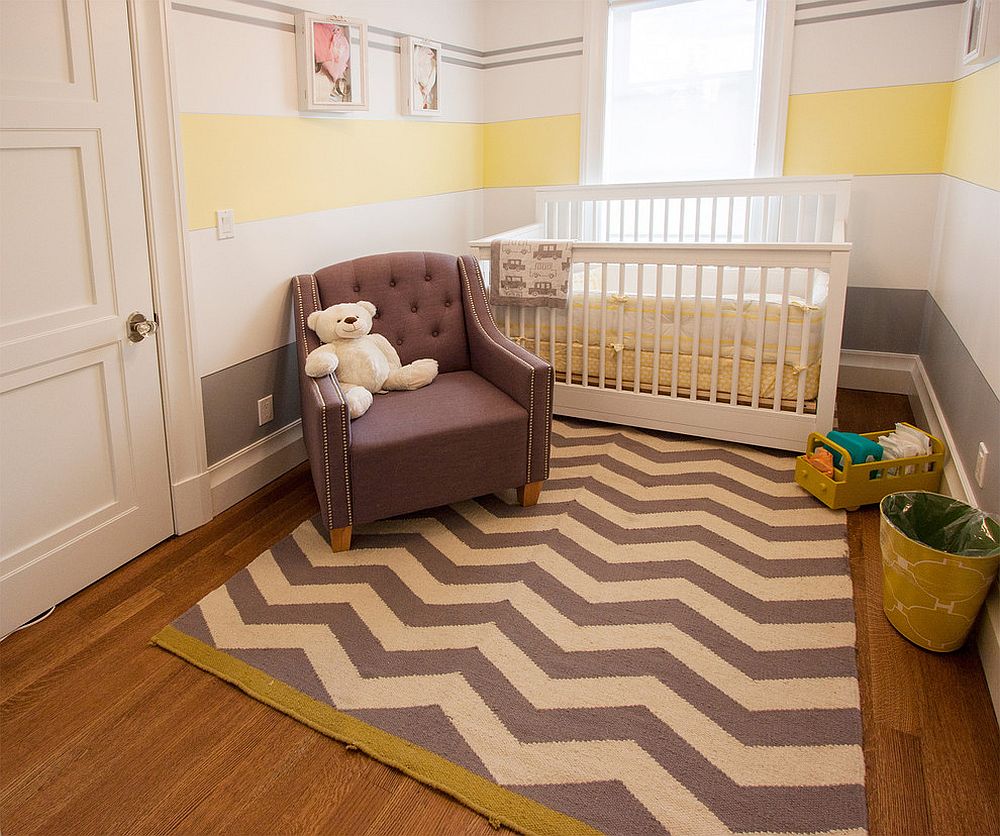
<box><xmin>208</xmin><ymin>420</ymin><xmax>307</xmax><ymax>516</ymax></box>
<box><xmin>170</xmin><ymin>471</ymin><xmax>213</xmax><ymax>535</ymax></box>
<box><xmin>840</xmin><ymin>349</ymin><xmax>1000</xmax><ymax>721</ymax></box>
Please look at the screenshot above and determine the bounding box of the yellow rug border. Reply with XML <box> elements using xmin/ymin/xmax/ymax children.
<box><xmin>152</xmin><ymin>624</ymin><xmax>601</xmax><ymax>836</ymax></box>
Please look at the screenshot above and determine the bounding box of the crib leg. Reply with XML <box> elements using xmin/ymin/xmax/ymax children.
<box><xmin>330</xmin><ymin>525</ymin><xmax>352</xmax><ymax>552</ymax></box>
<box><xmin>517</xmin><ymin>481</ymin><xmax>543</xmax><ymax>508</ymax></box>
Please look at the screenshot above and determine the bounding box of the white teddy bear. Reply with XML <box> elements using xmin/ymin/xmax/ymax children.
<box><xmin>305</xmin><ymin>300</ymin><xmax>438</xmax><ymax>418</ymax></box>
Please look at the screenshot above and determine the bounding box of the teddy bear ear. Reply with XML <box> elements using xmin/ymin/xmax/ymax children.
<box><xmin>307</xmin><ymin>311</ymin><xmax>321</xmax><ymax>332</ymax></box>
<box><xmin>358</xmin><ymin>301</ymin><xmax>377</xmax><ymax>316</ymax></box>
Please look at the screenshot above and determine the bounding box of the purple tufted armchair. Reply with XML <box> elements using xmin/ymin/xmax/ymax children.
<box><xmin>292</xmin><ymin>252</ymin><xmax>553</xmax><ymax>552</ymax></box>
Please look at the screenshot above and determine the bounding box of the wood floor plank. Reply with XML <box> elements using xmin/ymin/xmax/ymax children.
<box><xmin>1</xmin><ymin>393</ymin><xmax>997</xmax><ymax>836</ymax></box>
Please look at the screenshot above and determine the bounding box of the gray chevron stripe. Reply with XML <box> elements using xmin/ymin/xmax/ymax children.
<box><xmin>159</xmin><ymin>419</ymin><xmax>866</xmax><ymax>835</ymax></box>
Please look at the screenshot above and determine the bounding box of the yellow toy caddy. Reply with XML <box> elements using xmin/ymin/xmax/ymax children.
<box><xmin>795</xmin><ymin>424</ymin><xmax>945</xmax><ymax>511</ymax></box>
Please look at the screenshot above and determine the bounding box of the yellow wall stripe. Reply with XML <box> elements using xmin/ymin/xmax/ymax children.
<box><xmin>181</xmin><ymin>114</ymin><xmax>483</xmax><ymax>230</ymax></box>
<box><xmin>783</xmin><ymin>82</ymin><xmax>953</xmax><ymax>177</ymax></box>
<box><xmin>182</xmin><ymin>113</ymin><xmax>582</xmax><ymax>229</ymax></box>
<box><xmin>943</xmin><ymin>62</ymin><xmax>1000</xmax><ymax>191</ymax></box>
<box><xmin>483</xmin><ymin>114</ymin><xmax>581</xmax><ymax>188</ymax></box>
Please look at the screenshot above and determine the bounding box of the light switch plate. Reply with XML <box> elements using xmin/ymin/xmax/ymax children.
<box><xmin>216</xmin><ymin>209</ymin><xmax>234</xmax><ymax>240</ymax></box>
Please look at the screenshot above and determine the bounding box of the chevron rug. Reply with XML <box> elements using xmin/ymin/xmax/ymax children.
<box><xmin>154</xmin><ymin>419</ymin><xmax>866</xmax><ymax>836</ymax></box>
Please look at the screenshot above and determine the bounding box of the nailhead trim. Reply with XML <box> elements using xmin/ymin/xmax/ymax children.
<box><xmin>308</xmin><ymin>277</ymin><xmax>353</xmax><ymax>525</ymax></box>
<box><xmin>459</xmin><ymin>257</ymin><xmax>538</xmax><ymax>484</ymax></box>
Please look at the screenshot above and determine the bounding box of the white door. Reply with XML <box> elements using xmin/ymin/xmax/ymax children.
<box><xmin>0</xmin><ymin>0</ymin><xmax>174</xmax><ymax>635</ymax></box>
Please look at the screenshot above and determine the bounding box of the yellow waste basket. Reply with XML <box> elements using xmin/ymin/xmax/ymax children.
<box><xmin>880</xmin><ymin>492</ymin><xmax>1000</xmax><ymax>652</ymax></box>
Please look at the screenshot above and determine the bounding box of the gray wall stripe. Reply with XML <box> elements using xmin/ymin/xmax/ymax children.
<box><xmin>920</xmin><ymin>296</ymin><xmax>1000</xmax><ymax>513</ymax></box>
<box><xmin>483</xmin><ymin>50</ymin><xmax>584</xmax><ymax>70</ymax></box>
<box><xmin>172</xmin><ymin>1</ymin><xmax>583</xmax><ymax>68</ymax></box>
<box><xmin>172</xmin><ymin>2</ymin><xmax>293</xmax><ymax>32</ymax></box>
<box><xmin>797</xmin><ymin>0</ymin><xmax>965</xmax><ymax>25</ymax></box>
<box><xmin>841</xmin><ymin>288</ymin><xmax>927</xmax><ymax>355</ymax></box>
<box><xmin>481</xmin><ymin>36</ymin><xmax>585</xmax><ymax>58</ymax></box>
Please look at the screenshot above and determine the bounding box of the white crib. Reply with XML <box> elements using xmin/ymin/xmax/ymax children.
<box><xmin>470</xmin><ymin>176</ymin><xmax>853</xmax><ymax>452</ymax></box>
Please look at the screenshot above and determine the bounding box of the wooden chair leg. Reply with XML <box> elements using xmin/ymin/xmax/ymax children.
<box><xmin>517</xmin><ymin>481</ymin><xmax>543</xmax><ymax>508</ymax></box>
<box><xmin>329</xmin><ymin>525</ymin><xmax>352</xmax><ymax>552</ymax></box>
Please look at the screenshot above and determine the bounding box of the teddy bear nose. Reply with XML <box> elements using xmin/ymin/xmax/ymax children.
<box><xmin>344</xmin><ymin>316</ymin><xmax>358</xmax><ymax>324</ymax></box>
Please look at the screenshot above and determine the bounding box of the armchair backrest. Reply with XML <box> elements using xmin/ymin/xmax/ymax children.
<box><xmin>312</xmin><ymin>251</ymin><xmax>471</xmax><ymax>372</ymax></box>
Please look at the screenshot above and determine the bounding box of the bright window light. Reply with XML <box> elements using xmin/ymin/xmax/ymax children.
<box><xmin>603</xmin><ymin>0</ymin><xmax>765</xmax><ymax>183</ymax></box>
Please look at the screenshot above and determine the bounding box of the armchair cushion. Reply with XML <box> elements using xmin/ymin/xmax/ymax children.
<box><xmin>349</xmin><ymin>370</ymin><xmax>528</xmax><ymax>525</ymax></box>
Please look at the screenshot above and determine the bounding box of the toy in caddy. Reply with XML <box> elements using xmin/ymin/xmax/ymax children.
<box><xmin>795</xmin><ymin>423</ymin><xmax>945</xmax><ymax>511</ymax></box>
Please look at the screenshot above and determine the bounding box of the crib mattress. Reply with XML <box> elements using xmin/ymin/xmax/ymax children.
<box><xmin>517</xmin><ymin>339</ymin><xmax>820</xmax><ymax>409</ymax></box>
<box><xmin>495</xmin><ymin>266</ymin><xmax>828</xmax><ymax>367</ymax></box>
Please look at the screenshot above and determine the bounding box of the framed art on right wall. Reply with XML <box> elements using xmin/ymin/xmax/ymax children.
<box><xmin>400</xmin><ymin>37</ymin><xmax>441</xmax><ymax>115</ymax></box>
<box><xmin>962</xmin><ymin>0</ymin><xmax>990</xmax><ymax>63</ymax></box>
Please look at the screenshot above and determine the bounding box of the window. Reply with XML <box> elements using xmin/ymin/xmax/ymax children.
<box><xmin>584</xmin><ymin>0</ymin><xmax>793</xmax><ymax>183</ymax></box>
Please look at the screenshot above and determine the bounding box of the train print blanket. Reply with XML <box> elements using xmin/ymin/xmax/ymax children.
<box><xmin>489</xmin><ymin>239</ymin><xmax>573</xmax><ymax>308</ymax></box>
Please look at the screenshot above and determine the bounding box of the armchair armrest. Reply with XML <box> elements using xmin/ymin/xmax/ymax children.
<box><xmin>458</xmin><ymin>255</ymin><xmax>553</xmax><ymax>485</ymax></box>
<box><xmin>293</xmin><ymin>275</ymin><xmax>354</xmax><ymax>530</ymax></box>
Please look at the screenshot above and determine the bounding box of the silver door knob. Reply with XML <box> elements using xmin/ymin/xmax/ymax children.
<box><xmin>127</xmin><ymin>311</ymin><xmax>158</xmax><ymax>343</ymax></box>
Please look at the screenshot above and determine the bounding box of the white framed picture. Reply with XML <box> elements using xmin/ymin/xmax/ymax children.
<box><xmin>962</xmin><ymin>0</ymin><xmax>990</xmax><ymax>64</ymax></box>
<box><xmin>400</xmin><ymin>37</ymin><xmax>441</xmax><ymax>115</ymax></box>
<box><xmin>295</xmin><ymin>13</ymin><xmax>368</xmax><ymax>112</ymax></box>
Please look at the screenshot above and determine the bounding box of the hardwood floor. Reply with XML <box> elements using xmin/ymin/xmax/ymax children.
<box><xmin>2</xmin><ymin>389</ymin><xmax>998</xmax><ymax>835</ymax></box>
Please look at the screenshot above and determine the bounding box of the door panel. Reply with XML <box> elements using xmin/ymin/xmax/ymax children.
<box><xmin>0</xmin><ymin>0</ymin><xmax>173</xmax><ymax>635</ymax></box>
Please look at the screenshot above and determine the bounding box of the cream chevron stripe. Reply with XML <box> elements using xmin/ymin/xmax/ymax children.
<box><xmin>444</xmin><ymin>500</ymin><xmax>848</xmax><ymax>561</ymax></box>
<box><xmin>203</xmin><ymin>571</ymin><xmax>864</xmax><ymax>788</ymax></box>
<box><xmin>158</xmin><ymin>419</ymin><xmax>867</xmax><ymax>835</ymax></box>
<box><xmin>245</xmin><ymin>552</ymin><xmax>857</xmax><ymax>710</ymax></box>
<box><xmin>295</xmin><ymin>518</ymin><xmax>853</xmax><ymax>601</ymax></box>
<box><xmin>288</xmin><ymin>525</ymin><xmax>855</xmax><ymax>651</ymax></box>
<box><xmin>196</xmin><ymin>586</ymin><xmax>725</xmax><ymax>834</ymax></box>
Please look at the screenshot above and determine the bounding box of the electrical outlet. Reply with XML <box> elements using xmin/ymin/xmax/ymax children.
<box><xmin>974</xmin><ymin>442</ymin><xmax>989</xmax><ymax>488</ymax></box>
<box><xmin>257</xmin><ymin>394</ymin><xmax>274</xmax><ymax>426</ymax></box>
<box><xmin>216</xmin><ymin>209</ymin><xmax>234</xmax><ymax>240</ymax></box>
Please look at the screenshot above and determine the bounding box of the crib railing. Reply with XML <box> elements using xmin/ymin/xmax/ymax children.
<box><xmin>534</xmin><ymin>175</ymin><xmax>852</xmax><ymax>245</ymax></box>
<box><xmin>470</xmin><ymin>177</ymin><xmax>852</xmax><ymax>450</ymax></box>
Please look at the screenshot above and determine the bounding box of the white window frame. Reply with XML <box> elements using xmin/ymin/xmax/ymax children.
<box><xmin>580</xmin><ymin>0</ymin><xmax>795</xmax><ymax>184</ymax></box>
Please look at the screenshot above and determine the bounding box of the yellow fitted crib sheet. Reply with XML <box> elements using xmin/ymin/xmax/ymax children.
<box><xmin>495</xmin><ymin>265</ymin><xmax>828</xmax><ymax>367</ymax></box>
<box><xmin>516</xmin><ymin>339</ymin><xmax>820</xmax><ymax>409</ymax></box>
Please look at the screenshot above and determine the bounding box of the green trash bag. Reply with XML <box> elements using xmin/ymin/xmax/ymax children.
<box><xmin>880</xmin><ymin>491</ymin><xmax>1000</xmax><ymax>652</ymax></box>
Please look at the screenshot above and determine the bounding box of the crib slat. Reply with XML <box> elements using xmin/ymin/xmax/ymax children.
<box><xmin>618</xmin><ymin>200</ymin><xmax>625</xmax><ymax>242</ymax></box>
<box><xmin>634</xmin><ymin>264</ymin><xmax>645</xmax><ymax>393</ymax></box>
<box><xmin>616</xmin><ymin>263</ymin><xmax>626</xmax><ymax>390</ymax></box>
<box><xmin>599</xmin><ymin>262</ymin><xmax>608</xmax><ymax>388</ymax></box>
<box><xmin>663</xmin><ymin>198</ymin><xmax>670</xmax><ymax>242</ymax></box>
<box><xmin>710</xmin><ymin>197</ymin><xmax>717</xmax><ymax>241</ymax></box>
<box><xmin>795</xmin><ymin>195</ymin><xmax>806</xmax><ymax>243</ymax></box>
<box><xmin>652</xmin><ymin>264</ymin><xmax>664</xmax><ymax>395</ymax></box>
<box><xmin>694</xmin><ymin>197</ymin><xmax>702</xmax><ymax>242</ymax></box>
<box><xmin>582</xmin><ymin>262</ymin><xmax>591</xmax><ymax>386</ymax></box>
<box><xmin>726</xmin><ymin>197</ymin><xmax>735</xmax><ymax>243</ymax></box>
<box><xmin>744</xmin><ymin>196</ymin><xmax>752</xmax><ymax>242</ymax></box>
<box><xmin>678</xmin><ymin>198</ymin><xmax>686</xmax><ymax>243</ymax></box>
<box><xmin>590</xmin><ymin>200</ymin><xmax>598</xmax><ymax>241</ymax></box>
<box><xmin>605</xmin><ymin>199</ymin><xmax>612</xmax><ymax>242</ymax></box>
<box><xmin>566</xmin><ymin>263</ymin><xmax>575</xmax><ymax>384</ymax></box>
<box><xmin>815</xmin><ymin>194</ymin><xmax>827</xmax><ymax>242</ymax></box>
<box><xmin>773</xmin><ymin>267</ymin><xmax>792</xmax><ymax>412</ymax></box>
<box><xmin>647</xmin><ymin>198</ymin><xmax>655</xmax><ymax>243</ymax></box>
<box><xmin>504</xmin><ymin>306</ymin><xmax>511</xmax><ymax>339</ymax></box>
<box><xmin>709</xmin><ymin>265</ymin><xmax>724</xmax><ymax>402</ymax></box>
<box><xmin>730</xmin><ymin>266</ymin><xmax>747</xmax><ymax>406</ymax></box>
<box><xmin>689</xmin><ymin>265</ymin><xmax>703</xmax><ymax>401</ymax></box>
<box><xmin>632</xmin><ymin>199</ymin><xmax>639</xmax><ymax>242</ymax></box>
<box><xmin>671</xmin><ymin>265</ymin><xmax>682</xmax><ymax>397</ymax></box>
<box><xmin>796</xmin><ymin>267</ymin><xmax>817</xmax><ymax>414</ymax></box>
<box><xmin>751</xmin><ymin>266</ymin><xmax>768</xmax><ymax>408</ymax></box>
